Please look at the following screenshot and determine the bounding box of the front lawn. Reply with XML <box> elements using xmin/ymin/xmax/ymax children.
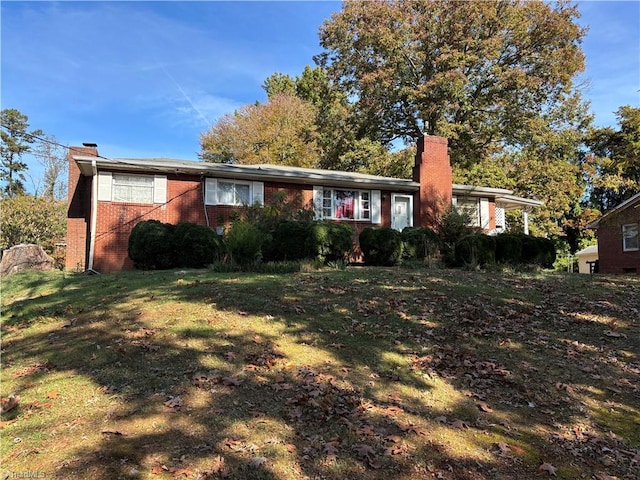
<box><xmin>1</xmin><ymin>268</ymin><xmax>638</xmax><ymax>479</ymax></box>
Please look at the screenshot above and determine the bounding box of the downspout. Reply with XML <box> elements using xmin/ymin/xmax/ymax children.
<box><xmin>87</xmin><ymin>160</ymin><xmax>100</xmax><ymax>274</ymax></box>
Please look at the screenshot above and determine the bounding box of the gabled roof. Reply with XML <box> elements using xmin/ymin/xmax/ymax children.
<box><xmin>586</xmin><ymin>192</ymin><xmax>640</xmax><ymax>229</ymax></box>
<box><xmin>576</xmin><ymin>245</ymin><xmax>598</xmax><ymax>256</ymax></box>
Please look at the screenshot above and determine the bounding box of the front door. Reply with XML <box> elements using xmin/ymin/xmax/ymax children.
<box><xmin>392</xmin><ymin>195</ymin><xmax>412</xmax><ymax>231</ymax></box>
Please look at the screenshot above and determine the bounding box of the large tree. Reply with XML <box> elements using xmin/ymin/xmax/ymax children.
<box><xmin>316</xmin><ymin>0</ymin><xmax>587</xmax><ymax>166</ymax></box>
<box><xmin>32</xmin><ymin>134</ymin><xmax>68</xmax><ymax>200</ymax></box>
<box><xmin>200</xmin><ymin>93</ymin><xmax>320</xmax><ymax>168</ymax></box>
<box><xmin>585</xmin><ymin>106</ymin><xmax>640</xmax><ymax>212</ymax></box>
<box><xmin>0</xmin><ymin>109</ymin><xmax>42</xmax><ymax>197</ymax></box>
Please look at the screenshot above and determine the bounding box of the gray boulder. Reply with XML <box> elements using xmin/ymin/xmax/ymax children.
<box><xmin>0</xmin><ymin>244</ymin><xmax>56</xmax><ymax>276</ymax></box>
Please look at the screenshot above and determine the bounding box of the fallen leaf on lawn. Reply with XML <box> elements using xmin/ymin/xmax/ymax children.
<box><xmin>249</xmin><ymin>457</ymin><xmax>267</xmax><ymax>468</ymax></box>
<box><xmin>476</xmin><ymin>401</ymin><xmax>493</xmax><ymax>412</ymax></box>
<box><xmin>354</xmin><ymin>443</ymin><xmax>376</xmax><ymax>458</ymax></box>
<box><xmin>0</xmin><ymin>419</ymin><xmax>17</xmax><ymax>428</ymax></box>
<box><xmin>386</xmin><ymin>435</ymin><xmax>402</xmax><ymax>443</ymax></box>
<box><xmin>192</xmin><ymin>372</ymin><xmax>209</xmax><ymax>387</ymax></box>
<box><xmin>46</xmin><ymin>391</ymin><xmax>59</xmax><ymax>399</ymax></box>
<box><xmin>285</xmin><ymin>443</ymin><xmax>297</xmax><ymax>453</ymax></box>
<box><xmin>252</xmin><ymin>335</ymin><xmax>263</xmax><ymax>344</ymax></box>
<box><xmin>151</xmin><ymin>465</ymin><xmax>165</xmax><ymax>474</ymax></box>
<box><xmin>223</xmin><ymin>352</ymin><xmax>236</xmax><ymax>361</ymax></box>
<box><xmin>368</xmin><ymin>458</ymin><xmax>383</xmax><ymax>469</ymax></box>
<box><xmin>1</xmin><ymin>394</ymin><xmax>20</xmax><ymax>414</ymax></box>
<box><xmin>221</xmin><ymin>376</ymin><xmax>242</xmax><ymax>387</ymax></box>
<box><xmin>385</xmin><ymin>444</ymin><xmax>405</xmax><ymax>456</ymax></box>
<box><xmin>164</xmin><ymin>396</ymin><xmax>183</xmax><ymax>411</ymax></box>
<box><xmin>495</xmin><ymin>442</ymin><xmax>511</xmax><ymax>455</ymax></box>
<box><xmin>537</xmin><ymin>462</ymin><xmax>557</xmax><ymax>476</ymax></box>
<box><xmin>450</xmin><ymin>420</ymin><xmax>469</xmax><ymax>429</ymax></box>
<box><xmin>399</xmin><ymin>423</ymin><xmax>427</xmax><ymax>435</ymax></box>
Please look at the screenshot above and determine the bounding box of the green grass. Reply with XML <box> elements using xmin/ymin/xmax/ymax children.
<box><xmin>1</xmin><ymin>268</ymin><xmax>639</xmax><ymax>479</ymax></box>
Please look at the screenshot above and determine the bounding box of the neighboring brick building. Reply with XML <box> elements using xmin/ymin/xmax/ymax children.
<box><xmin>65</xmin><ymin>135</ymin><xmax>541</xmax><ymax>273</ymax></box>
<box><xmin>587</xmin><ymin>193</ymin><xmax>640</xmax><ymax>274</ymax></box>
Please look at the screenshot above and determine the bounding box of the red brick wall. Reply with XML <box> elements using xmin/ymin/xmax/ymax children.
<box><xmin>413</xmin><ymin>135</ymin><xmax>452</xmax><ymax>230</ymax></box>
<box><xmin>88</xmin><ymin>174</ymin><xmax>397</xmax><ymax>272</ymax></box>
<box><xmin>65</xmin><ymin>146</ymin><xmax>97</xmax><ymax>271</ymax></box>
<box><xmin>596</xmin><ymin>200</ymin><xmax>640</xmax><ymax>274</ymax></box>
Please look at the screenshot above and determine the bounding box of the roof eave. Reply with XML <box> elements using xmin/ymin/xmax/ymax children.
<box><xmin>73</xmin><ymin>156</ymin><xmax>420</xmax><ymax>192</ymax></box>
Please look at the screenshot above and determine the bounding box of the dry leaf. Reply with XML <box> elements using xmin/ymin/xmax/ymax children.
<box><xmin>537</xmin><ymin>462</ymin><xmax>557</xmax><ymax>476</ymax></box>
<box><xmin>354</xmin><ymin>443</ymin><xmax>376</xmax><ymax>458</ymax></box>
<box><xmin>164</xmin><ymin>396</ymin><xmax>183</xmax><ymax>411</ymax></box>
<box><xmin>1</xmin><ymin>394</ymin><xmax>20</xmax><ymax>414</ymax></box>
<box><xmin>450</xmin><ymin>420</ymin><xmax>469</xmax><ymax>429</ymax></box>
<box><xmin>221</xmin><ymin>376</ymin><xmax>242</xmax><ymax>387</ymax></box>
<box><xmin>476</xmin><ymin>401</ymin><xmax>493</xmax><ymax>412</ymax></box>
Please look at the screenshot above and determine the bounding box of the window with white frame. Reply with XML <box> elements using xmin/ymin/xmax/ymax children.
<box><xmin>313</xmin><ymin>186</ymin><xmax>381</xmax><ymax>223</ymax></box>
<box><xmin>321</xmin><ymin>189</ymin><xmax>370</xmax><ymax>220</ymax></box>
<box><xmin>112</xmin><ymin>174</ymin><xmax>154</xmax><ymax>203</ymax></box>
<box><xmin>97</xmin><ymin>172</ymin><xmax>167</xmax><ymax>204</ymax></box>
<box><xmin>623</xmin><ymin>223</ymin><xmax>639</xmax><ymax>251</ymax></box>
<box><xmin>455</xmin><ymin>198</ymin><xmax>480</xmax><ymax>227</ymax></box>
<box><xmin>205</xmin><ymin>178</ymin><xmax>264</xmax><ymax>206</ymax></box>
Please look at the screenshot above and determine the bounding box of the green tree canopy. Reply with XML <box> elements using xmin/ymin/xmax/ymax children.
<box><xmin>1</xmin><ymin>108</ymin><xmax>43</xmax><ymax>197</ymax></box>
<box><xmin>316</xmin><ymin>0</ymin><xmax>588</xmax><ymax>166</ymax></box>
<box><xmin>586</xmin><ymin>106</ymin><xmax>640</xmax><ymax>211</ymax></box>
<box><xmin>200</xmin><ymin>93</ymin><xmax>321</xmax><ymax>168</ymax></box>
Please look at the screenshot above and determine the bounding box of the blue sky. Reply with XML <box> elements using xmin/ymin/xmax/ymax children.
<box><xmin>1</xmin><ymin>1</ymin><xmax>639</xmax><ymax>190</ymax></box>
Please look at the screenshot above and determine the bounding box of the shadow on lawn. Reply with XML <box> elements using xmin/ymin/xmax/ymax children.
<box><xmin>1</xmin><ymin>269</ymin><xmax>638</xmax><ymax>479</ymax></box>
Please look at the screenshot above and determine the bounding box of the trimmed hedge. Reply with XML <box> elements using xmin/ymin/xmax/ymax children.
<box><xmin>454</xmin><ymin>232</ymin><xmax>557</xmax><ymax>269</ymax></box>
<box><xmin>401</xmin><ymin>226</ymin><xmax>440</xmax><ymax>260</ymax></box>
<box><xmin>495</xmin><ymin>233</ymin><xmax>523</xmax><ymax>264</ymax></box>
<box><xmin>455</xmin><ymin>234</ymin><xmax>496</xmax><ymax>268</ymax></box>
<box><xmin>128</xmin><ymin>220</ymin><xmax>176</xmax><ymax>270</ymax></box>
<box><xmin>359</xmin><ymin>227</ymin><xmax>404</xmax><ymax>266</ymax></box>
<box><xmin>305</xmin><ymin>221</ymin><xmax>354</xmax><ymax>263</ymax></box>
<box><xmin>129</xmin><ymin>220</ymin><xmax>224</xmax><ymax>270</ymax></box>
<box><xmin>173</xmin><ymin>222</ymin><xmax>225</xmax><ymax>267</ymax></box>
<box><xmin>266</xmin><ymin>220</ymin><xmax>312</xmax><ymax>261</ymax></box>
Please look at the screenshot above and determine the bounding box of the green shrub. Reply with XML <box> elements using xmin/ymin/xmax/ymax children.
<box><xmin>306</xmin><ymin>221</ymin><xmax>354</xmax><ymax>263</ymax></box>
<box><xmin>265</xmin><ymin>220</ymin><xmax>312</xmax><ymax>261</ymax></box>
<box><xmin>537</xmin><ymin>237</ymin><xmax>556</xmax><ymax>269</ymax></box>
<box><xmin>359</xmin><ymin>227</ymin><xmax>404</xmax><ymax>266</ymax></box>
<box><xmin>0</xmin><ymin>195</ymin><xmax>66</xmax><ymax>254</ymax></box>
<box><xmin>401</xmin><ymin>226</ymin><xmax>440</xmax><ymax>260</ymax></box>
<box><xmin>439</xmin><ymin>208</ymin><xmax>476</xmax><ymax>266</ymax></box>
<box><xmin>128</xmin><ymin>220</ymin><xmax>176</xmax><ymax>270</ymax></box>
<box><xmin>173</xmin><ymin>222</ymin><xmax>224</xmax><ymax>268</ymax></box>
<box><xmin>520</xmin><ymin>235</ymin><xmax>541</xmax><ymax>265</ymax></box>
<box><xmin>455</xmin><ymin>234</ymin><xmax>496</xmax><ymax>268</ymax></box>
<box><xmin>495</xmin><ymin>233</ymin><xmax>522</xmax><ymax>264</ymax></box>
<box><xmin>225</xmin><ymin>221</ymin><xmax>266</xmax><ymax>266</ymax></box>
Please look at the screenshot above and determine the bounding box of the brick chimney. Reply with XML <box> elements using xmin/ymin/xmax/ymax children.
<box><xmin>412</xmin><ymin>135</ymin><xmax>452</xmax><ymax>229</ymax></box>
<box><xmin>65</xmin><ymin>144</ymin><xmax>99</xmax><ymax>271</ymax></box>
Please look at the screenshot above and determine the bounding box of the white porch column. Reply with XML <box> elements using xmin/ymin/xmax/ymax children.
<box><xmin>523</xmin><ymin>210</ymin><xmax>529</xmax><ymax>235</ymax></box>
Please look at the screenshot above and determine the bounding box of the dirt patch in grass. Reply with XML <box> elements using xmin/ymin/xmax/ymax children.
<box><xmin>1</xmin><ymin>268</ymin><xmax>638</xmax><ymax>479</ymax></box>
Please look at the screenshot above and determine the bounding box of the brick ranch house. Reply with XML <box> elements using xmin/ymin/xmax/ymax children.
<box><xmin>587</xmin><ymin>192</ymin><xmax>640</xmax><ymax>274</ymax></box>
<box><xmin>66</xmin><ymin>135</ymin><xmax>542</xmax><ymax>273</ymax></box>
